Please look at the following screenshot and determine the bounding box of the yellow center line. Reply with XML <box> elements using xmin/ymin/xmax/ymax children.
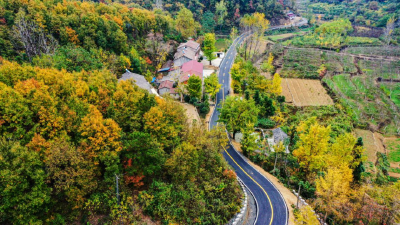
<box><xmin>223</xmin><ymin>146</ymin><xmax>274</xmax><ymax>225</ymax></box>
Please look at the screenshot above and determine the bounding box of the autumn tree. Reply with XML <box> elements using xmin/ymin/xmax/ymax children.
<box><xmin>203</xmin><ymin>33</ymin><xmax>217</xmax><ymax>65</ymax></box>
<box><xmin>384</xmin><ymin>16</ymin><xmax>395</xmax><ymax>45</ymax></box>
<box><xmin>45</xmin><ymin>137</ymin><xmax>98</xmax><ymax>210</ymax></box>
<box><xmin>187</xmin><ymin>75</ymin><xmax>202</xmax><ymax>99</ymax></box>
<box><xmin>204</xmin><ymin>73</ymin><xmax>221</xmax><ymax>100</ymax></box>
<box><xmin>218</xmin><ymin>96</ymin><xmax>259</xmax><ymax>139</ymax></box>
<box><xmin>79</xmin><ymin>105</ymin><xmax>122</xmax><ymax>184</ymax></box>
<box><xmin>293</xmin><ymin>118</ymin><xmax>331</xmax><ymax>180</ymax></box>
<box><xmin>315</xmin><ymin>166</ymin><xmax>353</xmax><ymax>221</ymax></box>
<box><xmin>294</xmin><ymin>205</ymin><xmax>320</xmax><ymax>225</ymax></box>
<box><xmin>122</xmin><ymin>131</ymin><xmax>166</xmax><ymax>186</ymax></box>
<box><xmin>261</xmin><ymin>53</ymin><xmax>275</xmax><ymax>73</ymax></box>
<box><xmin>143</xmin><ymin>98</ymin><xmax>185</xmax><ymax>153</ymax></box>
<box><xmin>176</xmin><ymin>6</ymin><xmax>198</xmax><ymax>39</ymax></box>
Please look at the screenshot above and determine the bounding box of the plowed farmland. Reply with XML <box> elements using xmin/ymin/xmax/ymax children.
<box><xmin>281</xmin><ymin>78</ymin><xmax>334</xmax><ymax>106</ymax></box>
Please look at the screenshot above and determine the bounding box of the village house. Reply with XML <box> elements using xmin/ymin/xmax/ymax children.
<box><xmin>119</xmin><ymin>71</ymin><xmax>159</xmax><ymax>96</ymax></box>
<box><xmin>173</xmin><ymin>40</ymin><xmax>200</xmax><ymax>67</ymax></box>
<box><xmin>158</xmin><ymin>80</ymin><xmax>179</xmax><ymax>99</ymax></box>
<box><xmin>268</xmin><ymin>127</ymin><xmax>290</xmax><ymax>153</ymax></box>
<box><xmin>179</xmin><ymin>60</ymin><xmax>203</xmax><ymax>84</ymax></box>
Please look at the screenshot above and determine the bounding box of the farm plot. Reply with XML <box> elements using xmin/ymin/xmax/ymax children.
<box><xmin>384</xmin><ymin>137</ymin><xmax>400</xmax><ymax>178</ymax></box>
<box><xmin>324</xmin><ymin>73</ymin><xmax>400</xmax><ymax>135</ymax></box>
<box><xmin>359</xmin><ymin>59</ymin><xmax>400</xmax><ymax>79</ymax></box>
<box><xmin>281</xmin><ymin>78</ymin><xmax>333</xmax><ymax>106</ymax></box>
<box><xmin>379</xmin><ymin>83</ymin><xmax>400</xmax><ymax>109</ymax></box>
<box><xmin>344</xmin><ymin>46</ymin><xmax>400</xmax><ymax>58</ymax></box>
<box><xmin>281</xmin><ymin>48</ymin><xmax>321</xmax><ymax>79</ymax></box>
<box><xmin>354</xmin><ymin>129</ymin><xmax>385</xmax><ymax>166</ymax></box>
<box><xmin>280</xmin><ymin>48</ymin><xmax>358</xmax><ymax>79</ymax></box>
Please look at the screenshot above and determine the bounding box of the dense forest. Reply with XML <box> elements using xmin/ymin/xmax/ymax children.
<box><xmin>0</xmin><ymin>60</ymin><xmax>242</xmax><ymax>224</ymax></box>
<box><xmin>123</xmin><ymin>0</ymin><xmax>286</xmax><ymax>28</ymax></box>
<box><xmin>0</xmin><ymin>0</ymin><xmax>244</xmax><ymax>224</ymax></box>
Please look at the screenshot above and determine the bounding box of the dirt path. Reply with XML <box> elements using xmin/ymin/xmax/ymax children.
<box><xmin>231</xmin><ymin>141</ymin><xmax>297</xmax><ymax>225</ymax></box>
<box><xmin>180</xmin><ymin>103</ymin><xmax>201</xmax><ymax>126</ymax></box>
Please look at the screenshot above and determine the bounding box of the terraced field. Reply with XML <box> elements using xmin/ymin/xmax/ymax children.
<box><xmin>281</xmin><ymin>78</ymin><xmax>333</xmax><ymax>106</ymax></box>
<box><xmin>324</xmin><ymin>74</ymin><xmax>400</xmax><ymax>135</ymax></box>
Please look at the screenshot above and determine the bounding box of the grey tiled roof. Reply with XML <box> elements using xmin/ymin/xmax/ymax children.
<box><xmin>272</xmin><ymin>127</ymin><xmax>288</xmax><ymax>144</ymax></box>
<box><xmin>119</xmin><ymin>72</ymin><xmax>153</xmax><ymax>93</ymax></box>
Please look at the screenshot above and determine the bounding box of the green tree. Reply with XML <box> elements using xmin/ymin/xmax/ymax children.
<box><xmin>215</xmin><ymin>0</ymin><xmax>228</xmax><ymax>32</ymax></box>
<box><xmin>122</xmin><ymin>131</ymin><xmax>166</xmax><ymax>185</ymax></box>
<box><xmin>241</xmin><ymin>123</ymin><xmax>257</xmax><ymax>156</ymax></box>
<box><xmin>203</xmin><ymin>33</ymin><xmax>217</xmax><ymax>65</ymax></box>
<box><xmin>0</xmin><ymin>138</ymin><xmax>51</xmax><ymax>224</ymax></box>
<box><xmin>230</xmin><ymin>27</ymin><xmax>238</xmax><ymax>42</ymax></box>
<box><xmin>201</xmin><ymin>11</ymin><xmax>216</xmax><ymax>33</ymax></box>
<box><xmin>176</xmin><ymin>6</ymin><xmax>198</xmax><ymax>39</ymax></box>
<box><xmin>262</xmin><ymin>95</ymin><xmax>276</xmax><ymax>117</ymax></box>
<box><xmin>254</xmin><ymin>90</ymin><xmax>261</xmax><ymax>105</ymax></box>
<box><xmin>204</xmin><ymin>73</ymin><xmax>221</xmax><ymax>100</ymax></box>
<box><xmin>218</xmin><ymin>96</ymin><xmax>259</xmax><ymax>139</ymax></box>
<box><xmin>187</xmin><ymin>75</ymin><xmax>202</xmax><ymax>99</ymax></box>
<box><xmin>353</xmin><ymin>137</ymin><xmax>365</xmax><ymax>182</ymax></box>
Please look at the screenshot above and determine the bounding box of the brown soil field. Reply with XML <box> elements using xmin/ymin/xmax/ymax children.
<box><xmin>355</xmin><ymin>129</ymin><xmax>385</xmax><ymax>164</ymax></box>
<box><xmin>355</xmin><ymin>130</ymin><xmax>400</xmax><ymax>177</ymax></box>
<box><xmin>281</xmin><ymin>78</ymin><xmax>333</xmax><ymax>106</ymax></box>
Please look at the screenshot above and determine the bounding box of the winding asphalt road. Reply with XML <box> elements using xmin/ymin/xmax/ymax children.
<box><xmin>208</xmin><ymin>28</ymin><xmax>299</xmax><ymax>224</ymax></box>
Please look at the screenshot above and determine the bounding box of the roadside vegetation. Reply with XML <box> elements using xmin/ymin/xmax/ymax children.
<box><xmin>217</xmin><ymin>7</ymin><xmax>400</xmax><ymax>224</ymax></box>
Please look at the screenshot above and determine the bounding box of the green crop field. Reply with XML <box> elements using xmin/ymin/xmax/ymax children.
<box><xmin>344</xmin><ymin>47</ymin><xmax>400</xmax><ymax>57</ymax></box>
<box><xmin>387</xmin><ymin>138</ymin><xmax>400</xmax><ymax>164</ymax></box>
<box><xmin>215</xmin><ymin>38</ymin><xmax>231</xmax><ymax>51</ymax></box>
<box><xmin>323</xmin><ymin>72</ymin><xmax>399</xmax><ymax>134</ymax></box>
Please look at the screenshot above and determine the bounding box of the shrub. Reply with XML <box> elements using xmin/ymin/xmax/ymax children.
<box><xmin>256</xmin><ymin>118</ymin><xmax>276</xmax><ymax>129</ymax></box>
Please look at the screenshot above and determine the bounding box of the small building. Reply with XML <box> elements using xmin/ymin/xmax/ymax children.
<box><xmin>180</xmin><ymin>60</ymin><xmax>203</xmax><ymax>84</ymax></box>
<box><xmin>158</xmin><ymin>60</ymin><xmax>173</xmax><ymax>74</ymax></box>
<box><xmin>215</xmin><ymin>52</ymin><xmax>225</xmax><ymax>58</ymax></box>
<box><xmin>119</xmin><ymin>71</ymin><xmax>158</xmax><ymax>96</ymax></box>
<box><xmin>287</xmin><ymin>13</ymin><xmax>295</xmax><ymax>20</ymax></box>
<box><xmin>173</xmin><ymin>40</ymin><xmax>200</xmax><ymax>67</ymax></box>
<box><xmin>268</xmin><ymin>127</ymin><xmax>290</xmax><ymax>153</ymax></box>
<box><xmin>158</xmin><ymin>80</ymin><xmax>179</xmax><ymax>99</ymax></box>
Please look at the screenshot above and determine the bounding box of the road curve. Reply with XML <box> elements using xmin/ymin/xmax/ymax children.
<box><xmin>209</xmin><ymin>32</ymin><xmax>289</xmax><ymax>225</ymax></box>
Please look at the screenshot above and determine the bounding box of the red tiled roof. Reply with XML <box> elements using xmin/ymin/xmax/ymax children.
<box><xmin>182</xmin><ymin>60</ymin><xmax>203</xmax><ymax>75</ymax></box>
<box><xmin>180</xmin><ymin>60</ymin><xmax>203</xmax><ymax>83</ymax></box>
<box><xmin>158</xmin><ymin>80</ymin><xmax>174</xmax><ymax>90</ymax></box>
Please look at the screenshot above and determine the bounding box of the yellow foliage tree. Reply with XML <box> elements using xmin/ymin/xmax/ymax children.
<box><xmin>294</xmin><ymin>205</ymin><xmax>320</xmax><ymax>225</ymax></box>
<box><xmin>269</xmin><ymin>73</ymin><xmax>282</xmax><ymax>96</ymax></box>
<box><xmin>293</xmin><ymin>118</ymin><xmax>331</xmax><ymax>179</ymax></box>
<box><xmin>79</xmin><ymin>105</ymin><xmax>122</xmax><ymax>161</ymax></box>
<box><xmin>315</xmin><ymin>166</ymin><xmax>353</xmax><ymax>221</ymax></box>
